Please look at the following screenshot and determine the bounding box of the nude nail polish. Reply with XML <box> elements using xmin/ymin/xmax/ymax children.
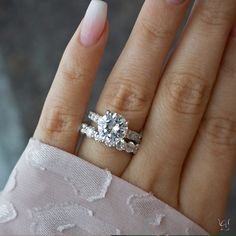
<box><xmin>80</xmin><ymin>0</ymin><xmax>107</xmax><ymax>47</ymax></box>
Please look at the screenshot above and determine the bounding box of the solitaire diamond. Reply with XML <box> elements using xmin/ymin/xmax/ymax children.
<box><xmin>97</xmin><ymin>111</ymin><xmax>128</xmax><ymax>147</ymax></box>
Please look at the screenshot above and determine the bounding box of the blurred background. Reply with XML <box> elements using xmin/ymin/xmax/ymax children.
<box><xmin>0</xmin><ymin>0</ymin><xmax>235</xmax><ymax>233</ymax></box>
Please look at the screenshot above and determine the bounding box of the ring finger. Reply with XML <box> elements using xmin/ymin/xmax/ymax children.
<box><xmin>79</xmin><ymin>0</ymin><xmax>190</xmax><ymax>175</ymax></box>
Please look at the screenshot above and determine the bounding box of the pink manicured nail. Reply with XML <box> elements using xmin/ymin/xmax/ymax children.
<box><xmin>80</xmin><ymin>0</ymin><xmax>107</xmax><ymax>47</ymax></box>
<box><xmin>166</xmin><ymin>0</ymin><xmax>185</xmax><ymax>5</ymax></box>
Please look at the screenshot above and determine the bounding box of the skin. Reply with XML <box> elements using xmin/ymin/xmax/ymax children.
<box><xmin>34</xmin><ymin>0</ymin><xmax>236</xmax><ymax>234</ymax></box>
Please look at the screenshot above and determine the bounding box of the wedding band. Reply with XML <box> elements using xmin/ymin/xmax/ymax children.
<box><xmin>80</xmin><ymin>110</ymin><xmax>142</xmax><ymax>154</ymax></box>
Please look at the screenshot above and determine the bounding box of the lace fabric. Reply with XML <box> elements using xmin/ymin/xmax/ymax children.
<box><xmin>0</xmin><ymin>138</ymin><xmax>208</xmax><ymax>235</ymax></box>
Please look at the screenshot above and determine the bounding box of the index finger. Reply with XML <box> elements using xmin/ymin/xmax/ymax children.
<box><xmin>34</xmin><ymin>0</ymin><xmax>108</xmax><ymax>153</ymax></box>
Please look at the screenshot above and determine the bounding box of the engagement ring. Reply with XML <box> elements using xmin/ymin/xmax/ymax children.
<box><xmin>80</xmin><ymin>110</ymin><xmax>142</xmax><ymax>154</ymax></box>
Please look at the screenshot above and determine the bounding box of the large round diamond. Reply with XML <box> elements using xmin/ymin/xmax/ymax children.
<box><xmin>97</xmin><ymin>111</ymin><xmax>128</xmax><ymax>147</ymax></box>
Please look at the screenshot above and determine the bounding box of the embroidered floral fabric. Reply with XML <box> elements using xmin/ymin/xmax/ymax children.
<box><xmin>0</xmin><ymin>138</ymin><xmax>208</xmax><ymax>235</ymax></box>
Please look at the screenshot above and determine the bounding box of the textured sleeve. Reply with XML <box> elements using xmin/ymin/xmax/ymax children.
<box><xmin>0</xmin><ymin>138</ymin><xmax>208</xmax><ymax>235</ymax></box>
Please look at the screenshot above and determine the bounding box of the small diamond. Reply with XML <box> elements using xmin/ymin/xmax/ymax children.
<box><xmin>81</xmin><ymin>124</ymin><xmax>88</xmax><ymax>133</ymax></box>
<box><xmin>127</xmin><ymin>131</ymin><xmax>135</xmax><ymax>139</ymax></box>
<box><xmin>86</xmin><ymin>127</ymin><xmax>95</xmax><ymax>138</ymax></box>
<box><xmin>126</xmin><ymin>142</ymin><xmax>135</xmax><ymax>153</ymax></box>
<box><xmin>116</xmin><ymin>140</ymin><xmax>125</xmax><ymax>151</ymax></box>
<box><xmin>94</xmin><ymin>132</ymin><xmax>102</xmax><ymax>142</ymax></box>
<box><xmin>127</xmin><ymin>130</ymin><xmax>142</xmax><ymax>143</ymax></box>
<box><xmin>89</xmin><ymin>112</ymin><xmax>100</xmax><ymax>123</ymax></box>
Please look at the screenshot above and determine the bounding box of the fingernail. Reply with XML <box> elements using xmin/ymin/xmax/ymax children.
<box><xmin>80</xmin><ymin>0</ymin><xmax>107</xmax><ymax>47</ymax></box>
<box><xmin>166</xmin><ymin>0</ymin><xmax>185</xmax><ymax>5</ymax></box>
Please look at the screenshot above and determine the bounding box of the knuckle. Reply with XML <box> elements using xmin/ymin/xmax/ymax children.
<box><xmin>140</xmin><ymin>18</ymin><xmax>172</xmax><ymax>41</ymax></box>
<box><xmin>41</xmin><ymin>105</ymin><xmax>78</xmax><ymax>136</ymax></box>
<box><xmin>199</xmin><ymin>2</ymin><xmax>231</xmax><ymax>27</ymax></box>
<box><xmin>103</xmin><ymin>78</ymin><xmax>150</xmax><ymax>115</ymax></box>
<box><xmin>201</xmin><ymin>116</ymin><xmax>236</xmax><ymax>147</ymax></box>
<box><xmin>58</xmin><ymin>65</ymin><xmax>89</xmax><ymax>84</ymax></box>
<box><xmin>163</xmin><ymin>71</ymin><xmax>208</xmax><ymax>115</ymax></box>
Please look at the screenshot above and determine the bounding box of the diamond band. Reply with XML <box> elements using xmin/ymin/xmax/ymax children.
<box><xmin>80</xmin><ymin>111</ymin><xmax>142</xmax><ymax>154</ymax></box>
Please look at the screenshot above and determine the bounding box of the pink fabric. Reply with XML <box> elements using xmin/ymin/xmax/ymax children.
<box><xmin>0</xmin><ymin>138</ymin><xmax>208</xmax><ymax>235</ymax></box>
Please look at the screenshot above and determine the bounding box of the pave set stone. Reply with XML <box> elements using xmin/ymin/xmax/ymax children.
<box><xmin>81</xmin><ymin>111</ymin><xmax>141</xmax><ymax>154</ymax></box>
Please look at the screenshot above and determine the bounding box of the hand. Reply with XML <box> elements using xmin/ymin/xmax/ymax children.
<box><xmin>34</xmin><ymin>0</ymin><xmax>236</xmax><ymax>233</ymax></box>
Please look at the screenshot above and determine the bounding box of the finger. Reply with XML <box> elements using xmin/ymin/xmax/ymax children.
<box><xmin>34</xmin><ymin>0</ymin><xmax>108</xmax><ymax>153</ymax></box>
<box><xmin>79</xmin><ymin>0</ymin><xmax>190</xmax><ymax>175</ymax></box>
<box><xmin>180</xmin><ymin>27</ymin><xmax>236</xmax><ymax>234</ymax></box>
<box><xmin>123</xmin><ymin>0</ymin><xmax>236</xmax><ymax>206</ymax></box>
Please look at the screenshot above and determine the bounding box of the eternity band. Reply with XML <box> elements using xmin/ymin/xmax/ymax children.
<box><xmin>80</xmin><ymin>110</ymin><xmax>142</xmax><ymax>154</ymax></box>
